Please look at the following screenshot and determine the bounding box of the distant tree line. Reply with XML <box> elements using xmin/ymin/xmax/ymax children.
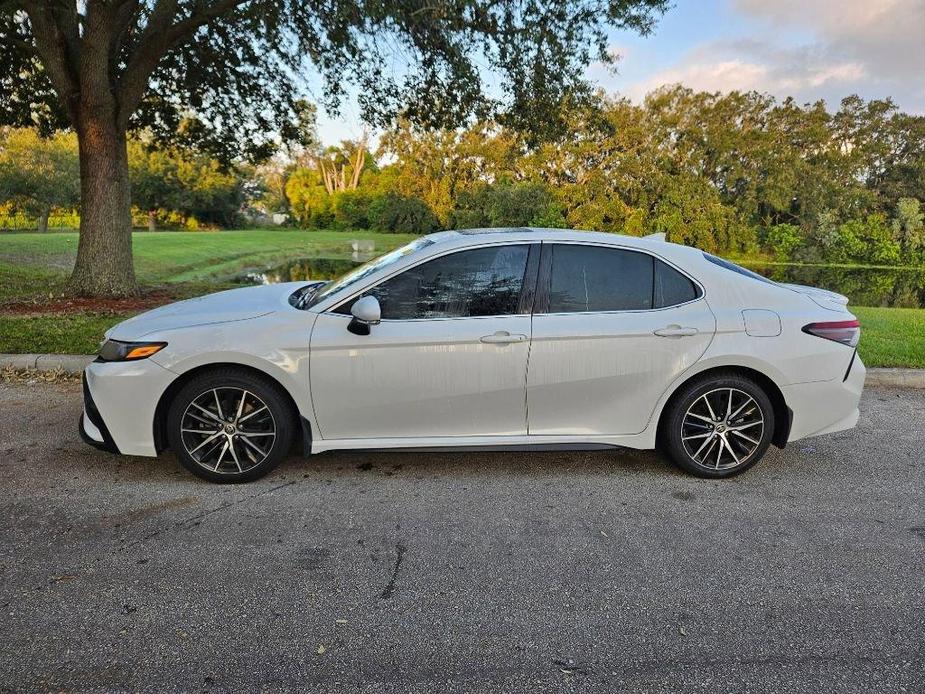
<box><xmin>4</xmin><ymin>86</ymin><xmax>925</xmax><ymax>268</ymax></box>
<box><xmin>0</xmin><ymin>127</ymin><xmax>245</xmax><ymax>230</ymax></box>
<box><xmin>278</xmin><ymin>87</ymin><xmax>925</xmax><ymax>265</ymax></box>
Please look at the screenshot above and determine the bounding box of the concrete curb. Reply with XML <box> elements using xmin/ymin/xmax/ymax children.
<box><xmin>1</xmin><ymin>353</ymin><xmax>924</xmax><ymax>388</ymax></box>
<box><xmin>1</xmin><ymin>354</ymin><xmax>95</xmax><ymax>374</ymax></box>
<box><xmin>864</xmin><ymin>367</ymin><xmax>925</xmax><ymax>389</ymax></box>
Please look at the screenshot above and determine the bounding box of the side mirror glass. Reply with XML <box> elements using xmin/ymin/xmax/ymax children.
<box><xmin>347</xmin><ymin>295</ymin><xmax>381</xmax><ymax>335</ymax></box>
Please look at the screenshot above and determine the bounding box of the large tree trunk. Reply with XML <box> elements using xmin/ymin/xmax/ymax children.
<box><xmin>67</xmin><ymin>110</ymin><xmax>136</xmax><ymax>297</ymax></box>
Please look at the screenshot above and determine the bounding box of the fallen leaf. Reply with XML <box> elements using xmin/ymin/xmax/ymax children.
<box><xmin>317</xmin><ymin>644</ymin><xmax>326</xmax><ymax>655</ymax></box>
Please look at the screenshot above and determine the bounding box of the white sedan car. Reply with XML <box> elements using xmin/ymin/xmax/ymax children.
<box><xmin>80</xmin><ymin>228</ymin><xmax>865</xmax><ymax>482</ymax></box>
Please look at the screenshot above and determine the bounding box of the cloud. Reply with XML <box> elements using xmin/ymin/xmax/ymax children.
<box><xmin>620</xmin><ymin>0</ymin><xmax>925</xmax><ymax>111</ymax></box>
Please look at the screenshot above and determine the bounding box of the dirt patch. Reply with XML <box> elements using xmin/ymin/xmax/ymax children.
<box><xmin>0</xmin><ymin>291</ymin><xmax>174</xmax><ymax>316</ymax></box>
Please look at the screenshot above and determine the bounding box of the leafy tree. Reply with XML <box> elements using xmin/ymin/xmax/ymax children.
<box><xmin>764</xmin><ymin>224</ymin><xmax>803</xmax><ymax>262</ymax></box>
<box><xmin>129</xmin><ymin>142</ymin><xmax>244</xmax><ymax>228</ymax></box>
<box><xmin>368</xmin><ymin>193</ymin><xmax>440</xmax><ymax>233</ymax></box>
<box><xmin>333</xmin><ymin>190</ymin><xmax>374</xmax><ymax>229</ymax></box>
<box><xmin>453</xmin><ymin>181</ymin><xmax>562</xmax><ymax>229</ymax></box>
<box><xmin>0</xmin><ymin>128</ymin><xmax>79</xmax><ymax>231</ymax></box>
<box><xmin>1</xmin><ymin>0</ymin><xmax>668</xmax><ymax>295</ymax></box>
<box><xmin>892</xmin><ymin>197</ymin><xmax>924</xmax><ymax>258</ymax></box>
<box><xmin>285</xmin><ymin>169</ymin><xmax>333</xmax><ymax>228</ymax></box>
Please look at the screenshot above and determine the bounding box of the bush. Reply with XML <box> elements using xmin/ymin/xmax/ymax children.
<box><xmin>368</xmin><ymin>193</ymin><xmax>441</xmax><ymax>233</ymax></box>
<box><xmin>332</xmin><ymin>190</ymin><xmax>372</xmax><ymax>229</ymax></box>
<box><xmin>764</xmin><ymin>223</ymin><xmax>803</xmax><ymax>262</ymax></box>
<box><xmin>810</xmin><ymin>214</ymin><xmax>902</xmax><ymax>265</ymax></box>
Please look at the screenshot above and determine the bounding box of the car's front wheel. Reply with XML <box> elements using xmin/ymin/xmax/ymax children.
<box><xmin>166</xmin><ymin>368</ymin><xmax>295</xmax><ymax>483</ymax></box>
<box><xmin>661</xmin><ymin>372</ymin><xmax>775</xmax><ymax>478</ymax></box>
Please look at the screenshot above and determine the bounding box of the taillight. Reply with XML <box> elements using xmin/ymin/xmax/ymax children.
<box><xmin>802</xmin><ymin>319</ymin><xmax>860</xmax><ymax>347</ymax></box>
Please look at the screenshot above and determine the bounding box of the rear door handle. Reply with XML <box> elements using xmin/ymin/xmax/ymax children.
<box><xmin>480</xmin><ymin>331</ymin><xmax>528</xmax><ymax>344</ymax></box>
<box><xmin>653</xmin><ymin>325</ymin><xmax>699</xmax><ymax>337</ymax></box>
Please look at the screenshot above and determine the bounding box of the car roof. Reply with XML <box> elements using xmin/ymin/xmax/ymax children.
<box><xmin>424</xmin><ymin>227</ymin><xmax>698</xmax><ymax>258</ymax></box>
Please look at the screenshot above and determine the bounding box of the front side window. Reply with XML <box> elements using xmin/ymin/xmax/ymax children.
<box><xmin>338</xmin><ymin>244</ymin><xmax>530</xmax><ymax>319</ymax></box>
<box><xmin>547</xmin><ymin>245</ymin><xmax>654</xmax><ymax>312</ymax></box>
<box><xmin>307</xmin><ymin>237</ymin><xmax>435</xmax><ymax>308</ymax></box>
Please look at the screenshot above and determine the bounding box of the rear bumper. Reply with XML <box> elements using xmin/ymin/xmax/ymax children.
<box><xmin>782</xmin><ymin>352</ymin><xmax>866</xmax><ymax>442</ymax></box>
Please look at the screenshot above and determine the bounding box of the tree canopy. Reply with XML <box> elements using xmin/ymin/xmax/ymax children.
<box><xmin>1</xmin><ymin>0</ymin><xmax>669</xmax><ymax>161</ymax></box>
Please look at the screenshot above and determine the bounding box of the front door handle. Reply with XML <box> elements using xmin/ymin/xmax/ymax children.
<box><xmin>653</xmin><ymin>325</ymin><xmax>699</xmax><ymax>337</ymax></box>
<box><xmin>480</xmin><ymin>331</ymin><xmax>528</xmax><ymax>344</ymax></box>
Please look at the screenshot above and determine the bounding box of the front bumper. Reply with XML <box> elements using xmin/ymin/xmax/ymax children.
<box><xmin>80</xmin><ymin>358</ymin><xmax>176</xmax><ymax>457</ymax></box>
<box><xmin>80</xmin><ymin>373</ymin><xmax>120</xmax><ymax>453</ymax></box>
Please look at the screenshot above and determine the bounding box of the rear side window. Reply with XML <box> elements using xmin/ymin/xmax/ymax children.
<box><xmin>655</xmin><ymin>259</ymin><xmax>701</xmax><ymax>307</ymax></box>
<box><xmin>547</xmin><ymin>245</ymin><xmax>653</xmax><ymax>312</ymax></box>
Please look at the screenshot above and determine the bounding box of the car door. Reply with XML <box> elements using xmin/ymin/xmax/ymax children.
<box><xmin>527</xmin><ymin>242</ymin><xmax>715</xmax><ymax>436</ymax></box>
<box><xmin>310</xmin><ymin>243</ymin><xmax>539</xmax><ymax>441</ymax></box>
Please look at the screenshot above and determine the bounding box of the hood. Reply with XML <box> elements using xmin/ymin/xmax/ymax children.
<box><xmin>781</xmin><ymin>282</ymin><xmax>850</xmax><ymax>312</ymax></box>
<box><xmin>107</xmin><ymin>282</ymin><xmax>306</xmax><ymax>340</ymax></box>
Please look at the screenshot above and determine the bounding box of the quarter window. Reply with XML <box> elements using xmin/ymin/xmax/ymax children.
<box><xmin>338</xmin><ymin>244</ymin><xmax>530</xmax><ymax>319</ymax></box>
<box><xmin>655</xmin><ymin>259</ymin><xmax>701</xmax><ymax>307</ymax></box>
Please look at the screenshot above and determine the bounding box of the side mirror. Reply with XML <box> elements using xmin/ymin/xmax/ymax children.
<box><xmin>347</xmin><ymin>295</ymin><xmax>381</xmax><ymax>336</ymax></box>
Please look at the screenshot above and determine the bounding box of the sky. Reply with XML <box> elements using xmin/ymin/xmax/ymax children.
<box><xmin>314</xmin><ymin>0</ymin><xmax>925</xmax><ymax>145</ymax></box>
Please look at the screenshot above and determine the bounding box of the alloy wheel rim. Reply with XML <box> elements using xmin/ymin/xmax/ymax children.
<box><xmin>681</xmin><ymin>387</ymin><xmax>764</xmax><ymax>470</ymax></box>
<box><xmin>180</xmin><ymin>387</ymin><xmax>276</xmax><ymax>475</ymax></box>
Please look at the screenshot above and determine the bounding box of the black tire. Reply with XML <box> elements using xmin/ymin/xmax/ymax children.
<box><xmin>166</xmin><ymin>368</ymin><xmax>296</xmax><ymax>483</ymax></box>
<box><xmin>660</xmin><ymin>372</ymin><xmax>775</xmax><ymax>479</ymax></box>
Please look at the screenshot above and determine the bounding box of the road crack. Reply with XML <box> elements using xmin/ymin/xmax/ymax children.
<box><xmin>380</xmin><ymin>541</ymin><xmax>406</xmax><ymax>599</ymax></box>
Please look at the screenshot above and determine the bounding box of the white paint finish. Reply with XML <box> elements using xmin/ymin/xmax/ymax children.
<box><xmin>782</xmin><ymin>355</ymin><xmax>866</xmax><ymax>441</ymax></box>
<box><xmin>107</xmin><ymin>282</ymin><xmax>304</xmax><ymax>340</ymax></box>
<box><xmin>309</xmin><ymin>313</ymin><xmax>531</xmax><ymax>439</ymax></box>
<box><xmin>81</xmin><ymin>227</ymin><xmax>867</xmax><ymax>460</ymax></box>
<box><xmin>84</xmin><ymin>358</ymin><xmax>177</xmax><ymax>456</ymax></box>
<box><xmin>527</xmin><ymin>300</ymin><xmax>716</xmax><ymax>435</ymax></box>
<box><xmin>742</xmin><ymin>309</ymin><xmax>782</xmax><ymax>337</ymax></box>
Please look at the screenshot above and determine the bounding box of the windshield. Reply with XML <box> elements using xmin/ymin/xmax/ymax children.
<box><xmin>306</xmin><ymin>237</ymin><xmax>435</xmax><ymax>308</ymax></box>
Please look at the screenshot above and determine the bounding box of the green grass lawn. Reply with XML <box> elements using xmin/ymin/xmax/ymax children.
<box><xmin>1</xmin><ymin>229</ymin><xmax>924</xmax><ymax>368</ymax></box>
<box><xmin>0</xmin><ymin>229</ymin><xmax>416</xmax><ymax>300</ymax></box>
<box><xmin>853</xmin><ymin>307</ymin><xmax>925</xmax><ymax>369</ymax></box>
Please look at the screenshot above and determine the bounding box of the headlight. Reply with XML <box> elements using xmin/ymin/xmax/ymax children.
<box><xmin>97</xmin><ymin>339</ymin><xmax>167</xmax><ymax>362</ymax></box>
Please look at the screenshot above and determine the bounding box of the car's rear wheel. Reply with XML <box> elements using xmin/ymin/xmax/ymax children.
<box><xmin>661</xmin><ymin>373</ymin><xmax>775</xmax><ymax>478</ymax></box>
<box><xmin>166</xmin><ymin>368</ymin><xmax>295</xmax><ymax>483</ymax></box>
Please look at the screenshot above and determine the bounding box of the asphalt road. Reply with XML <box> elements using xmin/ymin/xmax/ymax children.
<box><xmin>1</xmin><ymin>381</ymin><xmax>923</xmax><ymax>693</ymax></box>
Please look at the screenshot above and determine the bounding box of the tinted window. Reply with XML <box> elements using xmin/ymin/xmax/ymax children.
<box><xmin>703</xmin><ymin>252</ymin><xmax>776</xmax><ymax>286</ymax></box>
<box><xmin>341</xmin><ymin>245</ymin><xmax>529</xmax><ymax>319</ymax></box>
<box><xmin>308</xmin><ymin>237</ymin><xmax>435</xmax><ymax>308</ymax></box>
<box><xmin>547</xmin><ymin>245</ymin><xmax>653</xmax><ymax>312</ymax></box>
<box><xmin>655</xmin><ymin>259</ymin><xmax>701</xmax><ymax>307</ymax></box>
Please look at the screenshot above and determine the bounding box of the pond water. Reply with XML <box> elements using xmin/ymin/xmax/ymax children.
<box><xmin>241</xmin><ymin>255</ymin><xmax>925</xmax><ymax>309</ymax></box>
<box><xmin>241</xmin><ymin>257</ymin><xmax>363</xmax><ymax>286</ymax></box>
